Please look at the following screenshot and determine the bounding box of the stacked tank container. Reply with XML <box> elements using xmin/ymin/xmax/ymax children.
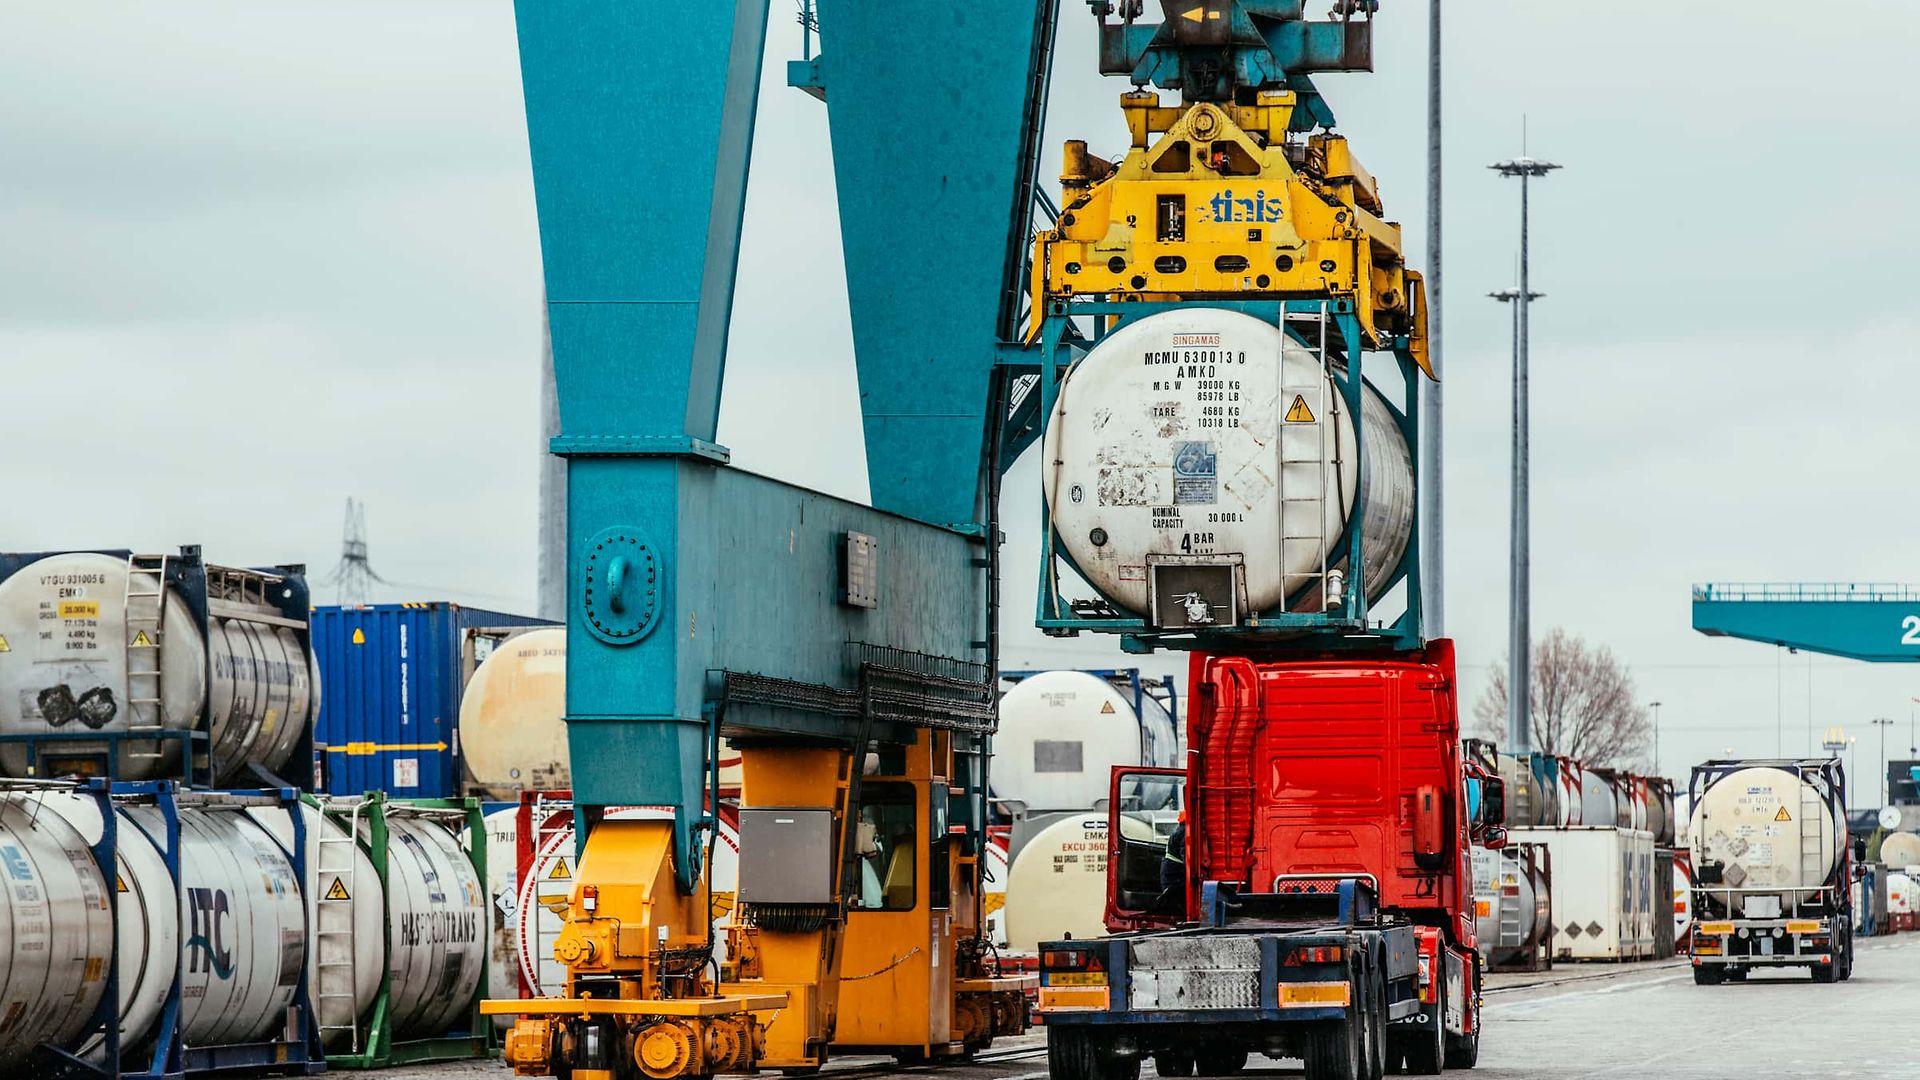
<box><xmin>0</xmin><ymin>780</ymin><xmax>492</xmax><ymax>1075</ymax></box>
<box><xmin>0</xmin><ymin>547</ymin><xmax>320</xmax><ymax>788</ymax></box>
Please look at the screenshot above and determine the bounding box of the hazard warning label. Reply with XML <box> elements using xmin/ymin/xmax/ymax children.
<box><xmin>116</xmin><ymin>875</ymin><xmax>128</xmax><ymax>893</ymax></box>
<box><xmin>0</xmin><ymin>635</ymin><xmax>9</xmax><ymax>653</ymax></box>
<box><xmin>325</xmin><ymin>877</ymin><xmax>352</xmax><ymax>901</ymax></box>
<box><xmin>1099</xmin><ymin>701</ymin><xmax>1116</xmax><ymax>715</ymax></box>
<box><xmin>1285</xmin><ymin>395</ymin><xmax>1317</xmax><ymax>424</ymax></box>
<box><xmin>1775</xmin><ymin>806</ymin><xmax>1792</xmax><ymax>822</ymax></box>
<box><xmin>549</xmin><ymin>859</ymin><xmax>571</xmax><ymax>881</ymax></box>
<box><xmin>130</xmin><ymin>630</ymin><xmax>154</xmax><ymax>648</ymax></box>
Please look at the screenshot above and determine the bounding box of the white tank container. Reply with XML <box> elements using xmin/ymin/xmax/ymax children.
<box><xmin>1002</xmin><ymin>815</ymin><xmax>1112</xmax><ymax>953</ymax></box>
<box><xmin>993</xmin><ymin>671</ymin><xmax>1179</xmax><ymax>812</ymax></box>
<box><xmin>383</xmin><ymin>815</ymin><xmax>486</xmax><ymax>1036</ymax></box>
<box><xmin>1687</xmin><ymin>766</ymin><xmax>1841</xmax><ymax>916</ymax></box>
<box><xmin>0</xmin><ymin>553</ymin><xmax>313</xmax><ymax>783</ymax></box>
<box><xmin>459</xmin><ymin>629</ymin><xmax>568</xmax><ymax>798</ymax></box>
<box><xmin>248</xmin><ymin>803</ymin><xmax>385</xmax><ymax>1049</ymax></box>
<box><xmin>0</xmin><ymin>792</ymin><xmax>115</xmax><ymax>1068</ymax></box>
<box><xmin>120</xmin><ymin>802</ymin><xmax>308</xmax><ymax>1046</ymax></box>
<box><xmin>1578</xmin><ymin>768</ymin><xmax>1617</xmax><ymax>829</ymax></box>
<box><xmin>1880</xmin><ymin>830</ymin><xmax>1920</xmax><ymax>869</ymax></box>
<box><xmin>1041</xmin><ymin>309</ymin><xmax>1413</xmax><ymax>618</ymax></box>
<box><xmin>35</xmin><ymin>792</ymin><xmax>179</xmax><ymax>1057</ymax></box>
<box><xmin>1471</xmin><ymin>844</ymin><xmax>1545</xmax><ymax>953</ymax></box>
<box><xmin>1888</xmin><ymin>872</ymin><xmax>1915</xmax><ymax>915</ymax></box>
<box><xmin>459</xmin><ymin>633</ymin><xmax>742</xmax><ymax>797</ymax></box>
<box><xmin>1557</xmin><ymin>765</ymin><xmax>1581</xmax><ymax>827</ymax></box>
<box><xmin>478</xmin><ymin>806</ymin><xmax>520</xmax><ymax>1027</ymax></box>
<box><xmin>515</xmin><ymin>807</ymin><xmax>739</xmax><ymax>997</ymax></box>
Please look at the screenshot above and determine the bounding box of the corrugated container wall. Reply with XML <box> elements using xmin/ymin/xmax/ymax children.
<box><xmin>312</xmin><ymin>603</ymin><xmax>554</xmax><ymax>798</ymax></box>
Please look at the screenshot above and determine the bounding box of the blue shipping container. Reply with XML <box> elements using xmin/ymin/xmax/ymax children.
<box><xmin>311</xmin><ymin>602</ymin><xmax>554</xmax><ymax>798</ymax></box>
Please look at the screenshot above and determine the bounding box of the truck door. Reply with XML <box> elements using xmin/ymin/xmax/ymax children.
<box><xmin>1105</xmin><ymin>766</ymin><xmax>1187</xmax><ymax>932</ymax></box>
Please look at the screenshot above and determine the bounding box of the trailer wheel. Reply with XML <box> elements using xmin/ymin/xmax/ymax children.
<box><xmin>1304</xmin><ymin>1020</ymin><xmax>1362</xmax><ymax>1080</ymax></box>
<box><xmin>1153</xmin><ymin>1049</ymin><xmax>1196</xmax><ymax>1077</ymax></box>
<box><xmin>1442</xmin><ymin>958</ymin><xmax>1479</xmax><ymax>1070</ymax></box>
<box><xmin>1360</xmin><ymin>954</ymin><xmax>1387</xmax><ymax>1080</ymax></box>
<box><xmin>1399</xmin><ymin>975</ymin><xmax>1444</xmax><ymax>1075</ymax></box>
<box><xmin>1049</xmin><ymin>1028</ymin><xmax>1138</xmax><ymax>1080</ymax></box>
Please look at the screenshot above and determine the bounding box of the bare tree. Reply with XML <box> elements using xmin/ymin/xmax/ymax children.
<box><xmin>1473</xmin><ymin>628</ymin><xmax>1652</xmax><ymax>767</ymax></box>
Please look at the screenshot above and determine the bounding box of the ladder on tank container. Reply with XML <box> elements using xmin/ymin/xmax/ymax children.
<box><xmin>529</xmin><ymin>793</ymin><xmax>576</xmax><ymax>993</ymax></box>
<box><xmin>1496</xmin><ymin>851</ymin><xmax>1524</xmax><ymax>950</ymax></box>
<box><xmin>122</xmin><ymin>554</ymin><xmax>173</xmax><ymax>761</ymax></box>
<box><xmin>1796</xmin><ymin>775</ymin><xmax>1825</xmax><ymax>918</ymax></box>
<box><xmin>315</xmin><ymin>797</ymin><xmax>367</xmax><ymax>1053</ymax></box>
<box><xmin>1276</xmin><ymin>302</ymin><xmax>1343</xmax><ymax>613</ymax></box>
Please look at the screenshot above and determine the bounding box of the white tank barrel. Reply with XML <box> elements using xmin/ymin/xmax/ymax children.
<box><xmin>478</xmin><ymin>806</ymin><xmax>521</xmax><ymax>1028</ymax></box>
<box><xmin>383</xmin><ymin>814</ymin><xmax>486</xmax><ymax>1036</ymax></box>
<box><xmin>1578</xmin><ymin>768</ymin><xmax>1616</xmax><ymax>829</ymax></box>
<box><xmin>993</xmin><ymin>671</ymin><xmax>1179</xmax><ymax>813</ymax></box>
<box><xmin>120</xmin><ymin>802</ymin><xmax>308</xmax><ymax>1046</ymax></box>
<box><xmin>1003</xmin><ymin>815</ymin><xmax>1113</xmax><ymax>953</ymax></box>
<box><xmin>1880</xmin><ymin>831</ymin><xmax>1920</xmax><ymax>869</ymax></box>
<box><xmin>0</xmin><ymin>553</ymin><xmax>316</xmax><ymax>784</ymax></box>
<box><xmin>0</xmin><ymin>792</ymin><xmax>115</xmax><ymax>1069</ymax></box>
<box><xmin>1041</xmin><ymin>309</ymin><xmax>1413</xmax><ymax>619</ymax></box>
<box><xmin>1687</xmin><ymin>765</ymin><xmax>1842</xmax><ymax>917</ymax></box>
<box><xmin>459</xmin><ymin>629</ymin><xmax>568</xmax><ymax>798</ymax></box>
<box><xmin>460</xmin><ymin>632</ymin><xmax>742</xmax><ymax>797</ymax></box>
<box><xmin>1889</xmin><ymin>872</ymin><xmax>1915</xmax><ymax>915</ymax></box>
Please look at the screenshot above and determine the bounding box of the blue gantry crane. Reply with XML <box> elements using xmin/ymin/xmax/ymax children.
<box><xmin>1693</xmin><ymin>583</ymin><xmax>1920</xmax><ymax>663</ymax></box>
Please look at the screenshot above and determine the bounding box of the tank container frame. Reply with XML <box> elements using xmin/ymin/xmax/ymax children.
<box><xmin>38</xmin><ymin>780</ymin><xmax>325</xmax><ymax>1080</ymax></box>
<box><xmin>1031</xmin><ymin>298</ymin><xmax>1425</xmax><ymax>654</ymax></box>
<box><xmin>0</xmin><ymin>548</ymin><xmax>318</xmax><ymax>790</ymax></box>
<box><xmin>318</xmin><ymin>790</ymin><xmax>492</xmax><ymax>1069</ymax></box>
<box><xmin>1483</xmin><ymin>841</ymin><xmax>1553</xmax><ymax>974</ymax></box>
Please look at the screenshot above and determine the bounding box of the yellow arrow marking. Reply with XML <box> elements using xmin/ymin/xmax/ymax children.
<box><xmin>1285</xmin><ymin>395</ymin><xmax>1317</xmax><ymax>424</ymax></box>
<box><xmin>324</xmin><ymin>741</ymin><xmax>449</xmax><ymax>755</ymax></box>
<box><xmin>1182</xmin><ymin>5</ymin><xmax>1205</xmax><ymax>22</ymax></box>
<box><xmin>325</xmin><ymin>876</ymin><xmax>351</xmax><ymax>901</ymax></box>
<box><xmin>351</xmin><ymin>628</ymin><xmax>366</xmax><ymax>645</ymax></box>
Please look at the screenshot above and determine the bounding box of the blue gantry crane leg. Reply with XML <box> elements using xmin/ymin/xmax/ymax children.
<box><xmin>490</xmin><ymin>3</ymin><xmax>1058</xmax><ymax>1077</ymax></box>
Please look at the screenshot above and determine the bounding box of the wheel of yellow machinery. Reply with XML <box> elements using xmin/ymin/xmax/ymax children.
<box><xmin>635</xmin><ymin>1021</ymin><xmax>700</xmax><ymax>1080</ymax></box>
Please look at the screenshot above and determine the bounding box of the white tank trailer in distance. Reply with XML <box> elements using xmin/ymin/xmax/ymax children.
<box><xmin>1686</xmin><ymin>759</ymin><xmax>1855</xmax><ymax>984</ymax></box>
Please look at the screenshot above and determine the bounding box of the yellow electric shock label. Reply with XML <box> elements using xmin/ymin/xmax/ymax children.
<box><xmin>130</xmin><ymin>630</ymin><xmax>154</xmax><ymax>647</ymax></box>
<box><xmin>325</xmin><ymin>877</ymin><xmax>351</xmax><ymax>901</ymax></box>
<box><xmin>1775</xmin><ymin>806</ymin><xmax>1792</xmax><ymax>822</ymax></box>
<box><xmin>1285</xmin><ymin>395</ymin><xmax>1317</xmax><ymax>424</ymax></box>
<box><xmin>352</xmin><ymin>628</ymin><xmax>366</xmax><ymax>644</ymax></box>
<box><xmin>60</xmin><ymin>601</ymin><xmax>100</xmax><ymax>619</ymax></box>
<box><xmin>549</xmin><ymin>859</ymin><xmax>571</xmax><ymax>881</ymax></box>
<box><xmin>0</xmin><ymin>634</ymin><xmax>10</xmax><ymax>652</ymax></box>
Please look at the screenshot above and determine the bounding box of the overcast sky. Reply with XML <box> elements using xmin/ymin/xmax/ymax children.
<box><xmin>5</xmin><ymin>2</ymin><xmax>1920</xmax><ymax>799</ymax></box>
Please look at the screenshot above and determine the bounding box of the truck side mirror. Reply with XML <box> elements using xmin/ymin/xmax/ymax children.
<box><xmin>1481</xmin><ymin>775</ymin><xmax>1507</xmax><ymax>831</ymax></box>
<box><xmin>1853</xmin><ymin>837</ymin><xmax>1868</xmax><ymax>862</ymax></box>
<box><xmin>1482</xmin><ymin>827</ymin><xmax>1507</xmax><ymax>852</ymax></box>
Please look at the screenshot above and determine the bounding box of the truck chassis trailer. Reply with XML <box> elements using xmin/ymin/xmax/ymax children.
<box><xmin>1041</xmin><ymin>880</ymin><xmax>1479</xmax><ymax>1080</ymax></box>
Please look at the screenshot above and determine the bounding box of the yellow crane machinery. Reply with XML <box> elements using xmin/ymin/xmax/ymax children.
<box><xmin>486</xmin><ymin>660</ymin><xmax>1032</xmax><ymax>1080</ymax></box>
<box><xmin>1032</xmin><ymin>89</ymin><xmax>1429</xmax><ymax>373</ymax></box>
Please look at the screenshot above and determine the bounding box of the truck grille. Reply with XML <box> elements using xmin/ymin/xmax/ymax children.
<box><xmin>1127</xmin><ymin>938</ymin><xmax>1261</xmax><ymax>1010</ymax></box>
